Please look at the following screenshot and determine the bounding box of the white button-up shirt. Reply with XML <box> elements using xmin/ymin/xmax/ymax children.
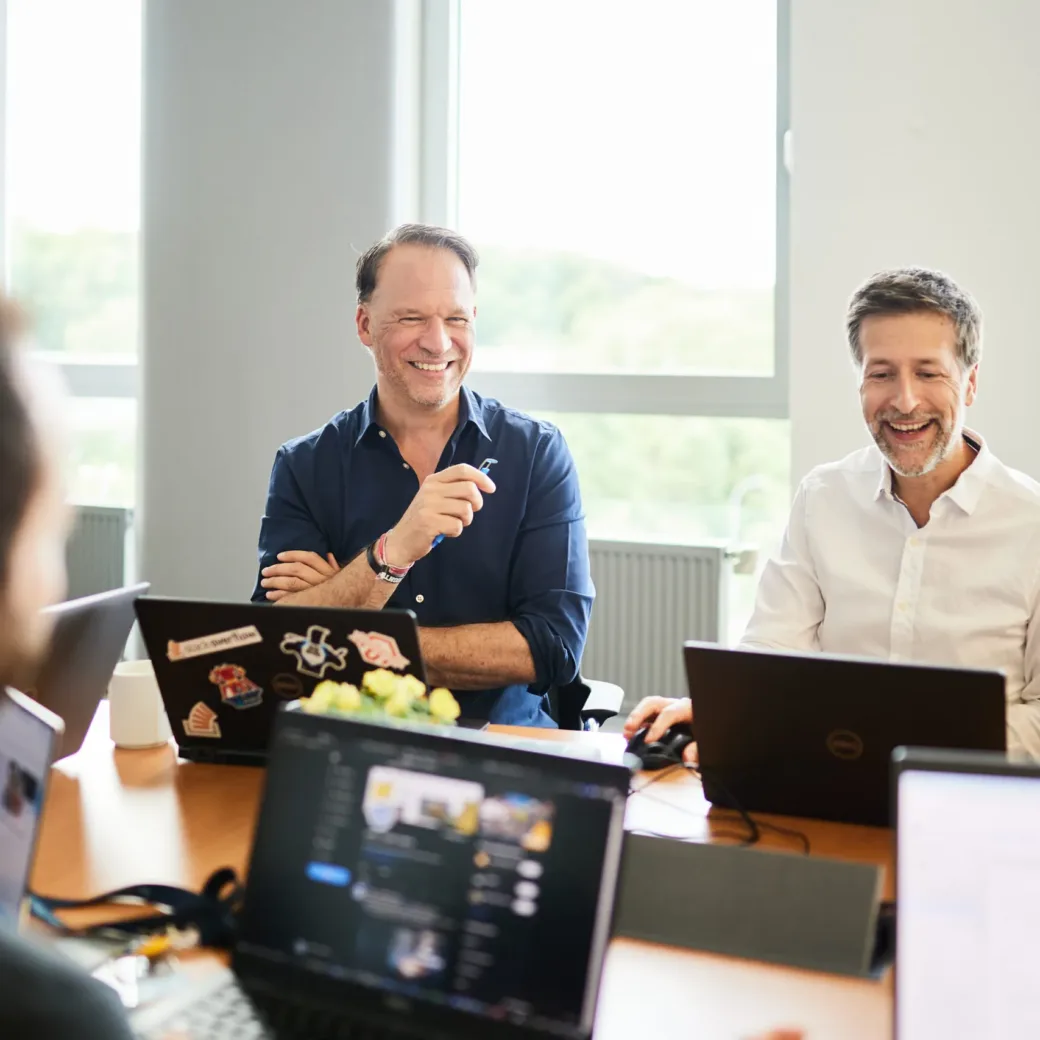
<box><xmin>741</xmin><ymin>431</ymin><xmax>1040</xmax><ymax>758</ymax></box>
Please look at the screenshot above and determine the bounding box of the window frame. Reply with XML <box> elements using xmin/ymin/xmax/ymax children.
<box><xmin>419</xmin><ymin>0</ymin><xmax>791</xmax><ymax>420</ymax></box>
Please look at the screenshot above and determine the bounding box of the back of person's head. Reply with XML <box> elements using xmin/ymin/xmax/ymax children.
<box><xmin>0</xmin><ymin>298</ymin><xmax>69</xmax><ymax>687</ymax></box>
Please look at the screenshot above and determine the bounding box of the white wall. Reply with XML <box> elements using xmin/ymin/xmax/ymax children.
<box><xmin>789</xmin><ymin>0</ymin><xmax>1040</xmax><ymax>483</ymax></box>
<box><xmin>141</xmin><ymin>0</ymin><xmax>419</xmax><ymax>599</ymax></box>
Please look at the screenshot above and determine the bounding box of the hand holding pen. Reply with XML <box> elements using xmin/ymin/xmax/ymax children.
<box><xmin>381</xmin><ymin>459</ymin><xmax>498</xmax><ymax>569</ymax></box>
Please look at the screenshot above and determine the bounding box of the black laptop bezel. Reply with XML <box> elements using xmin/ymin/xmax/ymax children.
<box><xmin>231</xmin><ymin>708</ymin><xmax>630</xmax><ymax>1040</ymax></box>
<box><xmin>891</xmin><ymin>747</ymin><xmax>1038</xmax><ymax>1039</ymax></box>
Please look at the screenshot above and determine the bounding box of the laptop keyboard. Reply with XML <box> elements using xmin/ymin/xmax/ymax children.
<box><xmin>137</xmin><ymin>976</ymin><xmax>417</xmax><ymax>1040</ymax></box>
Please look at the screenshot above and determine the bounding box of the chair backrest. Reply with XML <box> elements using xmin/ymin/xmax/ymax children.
<box><xmin>547</xmin><ymin>678</ymin><xmax>592</xmax><ymax>731</ymax></box>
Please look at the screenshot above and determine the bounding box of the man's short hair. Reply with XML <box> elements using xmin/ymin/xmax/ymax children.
<box><xmin>846</xmin><ymin>267</ymin><xmax>983</xmax><ymax>369</ymax></box>
<box><xmin>355</xmin><ymin>223</ymin><xmax>479</xmax><ymax>304</ymax></box>
<box><xmin>0</xmin><ymin>298</ymin><xmax>36</xmax><ymax>589</ymax></box>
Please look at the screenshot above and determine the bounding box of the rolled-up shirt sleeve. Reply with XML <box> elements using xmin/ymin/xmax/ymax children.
<box><xmin>251</xmin><ymin>446</ymin><xmax>333</xmax><ymax>603</ymax></box>
<box><xmin>508</xmin><ymin>428</ymin><xmax>594</xmax><ymax>692</ymax></box>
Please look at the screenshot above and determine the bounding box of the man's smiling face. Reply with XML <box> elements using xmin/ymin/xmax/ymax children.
<box><xmin>858</xmin><ymin>310</ymin><xmax>978</xmax><ymax>478</ymax></box>
<box><xmin>356</xmin><ymin>243</ymin><xmax>476</xmax><ymax>411</ymax></box>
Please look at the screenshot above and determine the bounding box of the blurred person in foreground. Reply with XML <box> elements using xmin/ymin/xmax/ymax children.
<box><xmin>0</xmin><ymin>299</ymin><xmax>135</xmax><ymax>1038</ymax></box>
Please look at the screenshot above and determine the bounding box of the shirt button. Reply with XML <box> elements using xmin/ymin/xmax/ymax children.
<box><xmin>415</xmin><ymin>594</ymin><xmax>424</xmax><ymax>603</ymax></box>
<box><xmin>378</xmin><ymin>430</ymin><xmax>387</xmax><ymax>439</ymax></box>
<box><xmin>897</xmin><ymin>602</ymin><xmax>908</xmax><ymax>613</ymax></box>
<box><xmin>908</xmin><ymin>536</ymin><xmax>919</xmax><ymax>548</ymax></box>
<box><xmin>403</xmin><ymin>462</ymin><xmax>410</xmax><ymax>470</ymax></box>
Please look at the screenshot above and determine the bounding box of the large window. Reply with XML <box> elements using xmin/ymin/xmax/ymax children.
<box><xmin>5</xmin><ymin>0</ymin><xmax>141</xmax><ymax>507</ymax></box>
<box><xmin>430</xmin><ymin>0</ymin><xmax>790</xmax><ymax>637</ymax></box>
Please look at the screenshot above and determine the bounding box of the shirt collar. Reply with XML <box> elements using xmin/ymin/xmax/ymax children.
<box><xmin>871</xmin><ymin>427</ymin><xmax>992</xmax><ymax>515</ymax></box>
<box><xmin>355</xmin><ymin>384</ymin><xmax>491</xmax><ymax>447</ymax></box>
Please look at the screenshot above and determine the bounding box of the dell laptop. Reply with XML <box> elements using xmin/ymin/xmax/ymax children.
<box><xmin>135</xmin><ymin>598</ymin><xmax>429</xmax><ymax>764</ymax></box>
<box><xmin>893</xmin><ymin>747</ymin><xmax>1040</xmax><ymax>1039</ymax></box>
<box><xmin>684</xmin><ymin>642</ymin><xmax>1006</xmax><ymax>827</ymax></box>
<box><xmin>20</xmin><ymin>583</ymin><xmax>149</xmax><ymax>759</ymax></box>
<box><xmin>131</xmin><ymin>708</ymin><xmax>629</xmax><ymax>1040</ymax></box>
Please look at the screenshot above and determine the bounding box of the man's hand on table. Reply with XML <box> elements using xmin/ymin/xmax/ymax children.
<box><xmin>623</xmin><ymin>696</ymin><xmax>697</xmax><ymax>765</ymax></box>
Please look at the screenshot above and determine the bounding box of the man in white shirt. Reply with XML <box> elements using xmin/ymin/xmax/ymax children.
<box><xmin>625</xmin><ymin>267</ymin><xmax>1040</xmax><ymax>761</ymax></box>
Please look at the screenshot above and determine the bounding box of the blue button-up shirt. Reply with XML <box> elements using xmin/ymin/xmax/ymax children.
<box><xmin>252</xmin><ymin>386</ymin><xmax>594</xmax><ymax>726</ymax></box>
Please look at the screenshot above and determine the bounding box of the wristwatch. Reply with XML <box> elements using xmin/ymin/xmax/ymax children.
<box><xmin>366</xmin><ymin>539</ymin><xmax>405</xmax><ymax>584</ymax></box>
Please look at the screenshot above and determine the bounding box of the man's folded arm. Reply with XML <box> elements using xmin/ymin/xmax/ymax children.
<box><xmin>738</xmin><ymin>479</ymin><xmax>825</xmax><ymax>653</ymax></box>
<box><xmin>1008</xmin><ymin>551</ymin><xmax>1040</xmax><ymax>761</ymax></box>
<box><xmin>251</xmin><ymin>447</ymin><xmax>334</xmax><ymax>603</ymax></box>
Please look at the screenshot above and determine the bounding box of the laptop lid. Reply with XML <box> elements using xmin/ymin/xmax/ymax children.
<box><xmin>893</xmin><ymin>747</ymin><xmax>1040</xmax><ymax>1040</ymax></box>
<box><xmin>134</xmin><ymin>598</ymin><xmax>426</xmax><ymax>759</ymax></box>
<box><xmin>23</xmin><ymin>583</ymin><xmax>149</xmax><ymax>759</ymax></box>
<box><xmin>684</xmin><ymin>641</ymin><xmax>1006</xmax><ymax>826</ymax></box>
<box><xmin>0</xmin><ymin>688</ymin><xmax>62</xmax><ymax>929</ymax></box>
<box><xmin>233</xmin><ymin>709</ymin><xmax>629</xmax><ymax>1040</ymax></box>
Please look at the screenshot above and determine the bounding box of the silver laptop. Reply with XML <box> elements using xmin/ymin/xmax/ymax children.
<box><xmin>893</xmin><ymin>747</ymin><xmax>1040</xmax><ymax>1039</ymax></box>
<box><xmin>21</xmin><ymin>583</ymin><xmax>149</xmax><ymax>759</ymax></box>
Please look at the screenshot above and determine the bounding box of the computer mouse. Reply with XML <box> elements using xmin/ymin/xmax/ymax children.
<box><xmin>624</xmin><ymin>724</ymin><xmax>695</xmax><ymax>771</ymax></box>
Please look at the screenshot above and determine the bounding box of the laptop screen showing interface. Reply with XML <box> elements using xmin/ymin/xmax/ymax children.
<box><xmin>896</xmin><ymin>759</ymin><xmax>1040</xmax><ymax>1039</ymax></box>
<box><xmin>236</xmin><ymin>712</ymin><xmax>628</xmax><ymax>1038</ymax></box>
<box><xmin>0</xmin><ymin>690</ymin><xmax>60</xmax><ymax>927</ymax></box>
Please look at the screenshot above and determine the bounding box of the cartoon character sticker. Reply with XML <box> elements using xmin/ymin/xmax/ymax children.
<box><xmin>280</xmin><ymin>625</ymin><xmax>349</xmax><ymax>679</ymax></box>
<box><xmin>348</xmin><ymin>630</ymin><xmax>410</xmax><ymax>671</ymax></box>
<box><xmin>183</xmin><ymin>701</ymin><xmax>221</xmax><ymax>738</ymax></box>
<box><xmin>208</xmin><ymin>663</ymin><xmax>264</xmax><ymax>710</ymax></box>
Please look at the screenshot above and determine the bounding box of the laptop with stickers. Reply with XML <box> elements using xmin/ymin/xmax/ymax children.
<box><xmin>131</xmin><ymin>707</ymin><xmax>628</xmax><ymax>1040</ymax></box>
<box><xmin>134</xmin><ymin>598</ymin><xmax>428</xmax><ymax>765</ymax></box>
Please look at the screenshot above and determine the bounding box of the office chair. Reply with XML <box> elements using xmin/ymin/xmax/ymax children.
<box><xmin>547</xmin><ymin>676</ymin><xmax>625</xmax><ymax>731</ymax></box>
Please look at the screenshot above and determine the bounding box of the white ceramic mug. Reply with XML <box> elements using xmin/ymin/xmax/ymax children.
<box><xmin>108</xmin><ymin>659</ymin><xmax>172</xmax><ymax>749</ymax></box>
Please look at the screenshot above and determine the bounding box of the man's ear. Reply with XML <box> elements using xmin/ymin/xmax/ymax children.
<box><xmin>356</xmin><ymin>304</ymin><xmax>373</xmax><ymax>347</ymax></box>
<box><xmin>964</xmin><ymin>363</ymin><xmax>979</xmax><ymax>406</ymax></box>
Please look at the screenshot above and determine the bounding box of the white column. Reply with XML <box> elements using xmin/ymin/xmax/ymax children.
<box><xmin>141</xmin><ymin>0</ymin><xmax>420</xmax><ymax>598</ymax></box>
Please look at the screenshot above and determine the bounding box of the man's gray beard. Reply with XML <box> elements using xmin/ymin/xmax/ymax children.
<box><xmin>871</xmin><ymin>417</ymin><xmax>962</xmax><ymax>478</ymax></box>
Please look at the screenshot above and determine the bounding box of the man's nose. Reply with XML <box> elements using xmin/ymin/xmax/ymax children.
<box><xmin>892</xmin><ymin>374</ymin><xmax>922</xmax><ymax>415</ymax></box>
<box><xmin>417</xmin><ymin>318</ymin><xmax>452</xmax><ymax>355</ymax></box>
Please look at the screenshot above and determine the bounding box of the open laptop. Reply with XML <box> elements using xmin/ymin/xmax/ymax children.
<box><xmin>893</xmin><ymin>747</ymin><xmax>1040</xmax><ymax>1039</ymax></box>
<box><xmin>135</xmin><ymin>598</ymin><xmax>430</xmax><ymax>764</ymax></box>
<box><xmin>131</xmin><ymin>707</ymin><xmax>629</xmax><ymax>1040</ymax></box>
<box><xmin>19</xmin><ymin>583</ymin><xmax>149</xmax><ymax>759</ymax></box>
<box><xmin>0</xmin><ymin>688</ymin><xmax>63</xmax><ymax>930</ymax></box>
<box><xmin>683</xmin><ymin>641</ymin><xmax>1006</xmax><ymax>827</ymax></box>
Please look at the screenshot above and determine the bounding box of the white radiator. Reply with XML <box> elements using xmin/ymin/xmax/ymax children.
<box><xmin>584</xmin><ymin>540</ymin><xmax>728</xmax><ymax>716</ymax></box>
<box><xmin>66</xmin><ymin>505</ymin><xmax>132</xmax><ymax>600</ymax></box>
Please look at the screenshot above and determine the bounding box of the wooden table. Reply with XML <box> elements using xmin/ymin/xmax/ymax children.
<box><xmin>32</xmin><ymin>709</ymin><xmax>894</xmax><ymax>1039</ymax></box>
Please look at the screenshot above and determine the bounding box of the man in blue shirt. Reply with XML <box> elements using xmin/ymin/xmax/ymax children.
<box><xmin>252</xmin><ymin>224</ymin><xmax>593</xmax><ymax>726</ymax></box>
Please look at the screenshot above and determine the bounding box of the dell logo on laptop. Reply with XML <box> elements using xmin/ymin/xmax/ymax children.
<box><xmin>826</xmin><ymin>729</ymin><xmax>864</xmax><ymax>760</ymax></box>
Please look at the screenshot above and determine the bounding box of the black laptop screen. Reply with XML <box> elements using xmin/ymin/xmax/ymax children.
<box><xmin>237</xmin><ymin>714</ymin><xmax>625</xmax><ymax>1036</ymax></box>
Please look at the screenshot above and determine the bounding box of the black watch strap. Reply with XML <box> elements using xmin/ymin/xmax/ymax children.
<box><xmin>366</xmin><ymin>540</ymin><xmax>403</xmax><ymax>584</ymax></box>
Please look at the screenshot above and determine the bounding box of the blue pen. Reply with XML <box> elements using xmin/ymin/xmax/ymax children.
<box><xmin>431</xmin><ymin>457</ymin><xmax>498</xmax><ymax>548</ymax></box>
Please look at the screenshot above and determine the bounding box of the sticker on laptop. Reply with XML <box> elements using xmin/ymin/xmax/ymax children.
<box><xmin>348</xmin><ymin>630</ymin><xmax>410</xmax><ymax>671</ymax></box>
<box><xmin>280</xmin><ymin>625</ymin><xmax>349</xmax><ymax>679</ymax></box>
<box><xmin>167</xmin><ymin>625</ymin><xmax>262</xmax><ymax>662</ymax></box>
<box><xmin>208</xmin><ymin>663</ymin><xmax>264</xmax><ymax>710</ymax></box>
<box><xmin>270</xmin><ymin>672</ymin><xmax>305</xmax><ymax>700</ymax></box>
<box><xmin>183</xmin><ymin>701</ymin><xmax>221</xmax><ymax>738</ymax></box>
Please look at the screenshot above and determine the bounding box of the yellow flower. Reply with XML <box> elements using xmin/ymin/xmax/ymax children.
<box><xmin>428</xmin><ymin>687</ymin><xmax>460</xmax><ymax>723</ymax></box>
<box><xmin>304</xmin><ymin>681</ymin><xmax>338</xmax><ymax>713</ymax></box>
<box><xmin>332</xmin><ymin>683</ymin><xmax>362</xmax><ymax>713</ymax></box>
<box><xmin>385</xmin><ymin>690</ymin><xmax>412</xmax><ymax>718</ymax></box>
<box><xmin>362</xmin><ymin>668</ymin><xmax>400</xmax><ymax>700</ymax></box>
<box><xmin>398</xmin><ymin>674</ymin><xmax>427</xmax><ymax>702</ymax></box>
